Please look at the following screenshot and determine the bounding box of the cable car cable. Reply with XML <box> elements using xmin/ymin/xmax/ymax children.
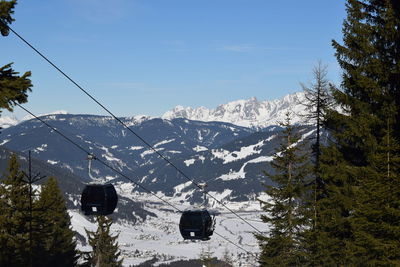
<box><xmin>16</xmin><ymin>104</ymin><xmax>260</xmax><ymax>263</ymax></box>
<box><xmin>16</xmin><ymin>103</ymin><xmax>183</xmax><ymax>213</ymax></box>
<box><xmin>6</xmin><ymin>23</ymin><xmax>263</xmax><ymax>235</ymax></box>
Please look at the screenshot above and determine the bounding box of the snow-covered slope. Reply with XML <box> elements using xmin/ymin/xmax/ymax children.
<box><xmin>71</xmin><ymin>186</ymin><xmax>267</xmax><ymax>266</ymax></box>
<box><xmin>0</xmin><ymin>116</ymin><xmax>19</xmax><ymax>129</ymax></box>
<box><xmin>0</xmin><ymin>114</ymin><xmax>255</xmax><ymax>186</ymax></box>
<box><xmin>0</xmin><ymin>92</ymin><xmax>320</xmax><ymax>266</ymax></box>
<box><xmin>0</xmin><ymin>112</ymin><xmax>316</xmax><ymax>203</ymax></box>
<box><xmin>0</xmin><ymin>110</ymin><xmax>70</xmax><ymax>129</ymax></box>
<box><xmin>0</xmin><ymin>148</ymin><xmax>262</xmax><ymax>266</ymax></box>
<box><xmin>162</xmin><ymin>92</ymin><xmax>307</xmax><ymax>128</ymax></box>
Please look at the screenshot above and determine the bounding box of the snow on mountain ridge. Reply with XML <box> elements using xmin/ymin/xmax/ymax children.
<box><xmin>22</xmin><ymin>110</ymin><xmax>69</xmax><ymax>121</ymax></box>
<box><xmin>0</xmin><ymin>116</ymin><xmax>19</xmax><ymax>129</ymax></box>
<box><xmin>0</xmin><ymin>110</ymin><xmax>70</xmax><ymax>129</ymax></box>
<box><xmin>1</xmin><ymin>92</ymin><xmax>306</xmax><ymax>129</ymax></box>
<box><xmin>0</xmin><ymin>92</ymin><xmax>307</xmax><ymax>131</ymax></box>
<box><xmin>162</xmin><ymin>92</ymin><xmax>307</xmax><ymax>128</ymax></box>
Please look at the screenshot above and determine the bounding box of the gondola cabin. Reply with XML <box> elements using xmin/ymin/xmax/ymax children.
<box><xmin>179</xmin><ymin>209</ymin><xmax>215</xmax><ymax>241</ymax></box>
<box><xmin>81</xmin><ymin>184</ymin><xmax>118</xmax><ymax>216</ymax></box>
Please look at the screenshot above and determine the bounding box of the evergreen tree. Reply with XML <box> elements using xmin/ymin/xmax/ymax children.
<box><xmin>0</xmin><ymin>0</ymin><xmax>32</xmax><ymax>114</ymax></box>
<box><xmin>85</xmin><ymin>216</ymin><xmax>123</xmax><ymax>267</ymax></box>
<box><xmin>300</xmin><ymin>62</ymin><xmax>334</xmax><ymax>265</ymax></box>
<box><xmin>36</xmin><ymin>177</ymin><xmax>78</xmax><ymax>267</ymax></box>
<box><xmin>353</xmin><ymin>113</ymin><xmax>400</xmax><ymax>265</ymax></box>
<box><xmin>0</xmin><ymin>0</ymin><xmax>15</xmax><ymax>36</ymax></box>
<box><xmin>301</xmin><ymin>61</ymin><xmax>333</xmax><ymax>198</ymax></box>
<box><xmin>256</xmin><ymin>114</ymin><xmax>312</xmax><ymax>266</ymax></box>
<box><xmin>0</xmin><ymin>154</ymin><xmax>31</xmax><ymax>266</ymax></box>
<box><xmin>316</xmin><ymin>0</ymin><xmax>400</xmax><ymax>265</ymax></box>
<box><xmin>0</xmin><ymin>157</ymin><xmax>78</xmax><ymax>267</ymax></box>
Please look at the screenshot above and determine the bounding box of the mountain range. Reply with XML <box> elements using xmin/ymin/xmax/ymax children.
<box><xmin>0</xmin><ymin>92</ymin><xmax>314</xmax><ymax>266</ymax></box>
<box><xmin>0</xmin><ymin>92</ymin><xmax>312</xmax><ymax>201</ymax></box>
<box><xmin>0</xmin><ymin>92</ymin><xmax>307</xmax><ymax>130</ymax></box>
<box><xmin>162</xmin><ymin>92</ymin><xmax>306</xmax><ymax>128</ymax></box>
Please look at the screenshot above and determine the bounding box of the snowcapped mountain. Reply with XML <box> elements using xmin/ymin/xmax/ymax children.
<box><xmin>0</xmin><ymin>91</ymin><xmax>313</xmax><ymax>201</ymax></box>
<box><xmin>0</xmin><ymin>92</ymin><xmax>317</xmax><ymax>266</ymax></box>
<box><xmin>0</xmin><ymin>110</ymin><xmax>70</xmax><ymax>129</ymax></box>
<box><xmin>0</xmin><ymin>116</ymin><xmax>19</xmax><ymax>129</ymax></box>
<box><xmin>0</xmin><ymin>115</ymin><xmax>279</xmax><ymax>266</ymax></box>
<box><xmin>0</xmin><ymin>113</ymin><xmax>316</xmax><ymax>204</ymax></box>
<box><xmin>162</xmin><ymin>92</ymin><xmax>307</xmax><ymax>128</ymax></box>
<box><xmin>0</xmin><ymin>114</ymin><xmax>255</xmax><ymax>186</ymax></box>
<box><xmin>0</xmin><ymin>92</ymin><xmax>307</xmax><ymax>130</ymax></box>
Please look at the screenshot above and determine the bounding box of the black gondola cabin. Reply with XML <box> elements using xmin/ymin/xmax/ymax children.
<box><xmin>179</xmin><ymin>209</ymin><xmax>214</xmax><ymax>240</ymax></box>
<box><xmin>81</xmin><ymin>184</ymin><xmax>118</xmax><ymax>216</ymax></box>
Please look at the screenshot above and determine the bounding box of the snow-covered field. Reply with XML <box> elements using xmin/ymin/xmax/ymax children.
<box><xmin>70</xmin><ymin>188</ymin><xmax>268</xmax><ymax>267</ymax></box>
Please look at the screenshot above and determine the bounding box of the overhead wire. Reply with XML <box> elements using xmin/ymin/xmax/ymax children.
<box><xmin>16</xmin><ymin>103</ymin><xmax>259</xmax><ymax>264</ymax></box>
<box><xmin>16</xmin><ymin>103</ymin><xmax>183</xmax><ymax>213</ymax></box>
<box><xmin>4</xmin><ymin>22</ymin><xmax>265</xmax><ymax>236</ymax></box>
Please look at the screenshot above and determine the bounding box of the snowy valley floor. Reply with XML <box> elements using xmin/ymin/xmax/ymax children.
<box><xmin>70</xmin><ymin>188</ymin><xmax>266</xmax><ymax>266</ymax></box>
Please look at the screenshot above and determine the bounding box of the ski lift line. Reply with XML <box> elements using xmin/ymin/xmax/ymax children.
<box><xmin>95</xmin><ymin>157</ymin><xmax>184</xmax><ymax>213</ymax></box>
<box><xmin>7</xmin><ymin>24</ymin><xmax>263</xmax><ymax>235</ymax></box>
<box><xmin>16</xmin><ymin>104</ymin><xmax>90</xmax><ymax>156</ymax></box>
<box><xmin>17</xmin><ymin>104</ymin><xmax>259</xmax><ymax>262</ymax></box>
<box><xmin>16</xmin><ymin>104</ymin><xmax>183</xmax><ymax>213</ymax></box>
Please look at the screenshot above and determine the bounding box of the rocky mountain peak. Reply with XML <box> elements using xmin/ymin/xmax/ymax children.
<box><xmin>162</xmin><ymin>92</ymin><xmax>306</xmax><ymax>128</ymax></box>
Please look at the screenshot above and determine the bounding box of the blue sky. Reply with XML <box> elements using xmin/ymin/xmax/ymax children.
<box><xmin>2</xmin><ymin>0</ymin><xmax>346</xmax><ymax>118</ymax></box>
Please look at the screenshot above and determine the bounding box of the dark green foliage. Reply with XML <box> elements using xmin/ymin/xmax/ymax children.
<box><xmin>315</xmin><ymin>0</ymin><xmax>400</xmax><ymax>265</ymax></box>
<box><xmin>300</xmin><ymin>63</ymin><xmax>334</xmax><ymax>265</ymax></box>
<box><xmin>0</xmin><ymin>0</ymin><xmax>32</xmax><ymax>113</ymax></box>
<box><xmin>0</xmin><ymin>0</ymin><xmax>16</xmax><ymax>36</ymax></box>
<box><xmin>312</xmin><ymin>144</ymin><xmax>358</xmax><ymax>266</ymax></box>
<box><xmin>84</xmin><ymin>216</ymin><xmax>123</xmax><ymax>267</ymax></box>
<box><xmin>0</xmin><ymin>156</ymin><xmax>79</xmax><ymax>267</ymax></box>
<box><xmin>256</xmin><ymin>114</ymin><xmax>312</xmax><ymax>266</ymax></box>
<box><xmin>0</xmin><ymin>154</ymin><xmax>31</xmax><ymax>266</ymax></box>
<box><xmin>352</xmin><ymin>119</ymin><xmax>400</xmax><ymax>266</ymax></box>
<box><xmin>301</xmin><ymin>61</ymin><xmax>333</xmax><ymax>199</ymax></box>
<box><xmin>0</xmin><ymin>63</ymin><xmax>32</xmax><ymax>112</ymax></box>
<box><xmin>36</xmin><ymin>177</ymin><xmax>78</xmax><ymax>267</ymax></box>
<box><xmin>301</xmin><ymin>61</ymin><xmax>333</xmax><ymax>128</ymax></box>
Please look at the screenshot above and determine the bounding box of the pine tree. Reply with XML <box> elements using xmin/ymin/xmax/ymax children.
<box><xmin>316</xmin><ymin>0</ymin><xmax>400</xmax><ymax>265</ymax></box>
<box><xmin>353</xmin><ymin>120</ymin><xmax>400</xmax><ymax>265</ymax></box>
<box><xmin>301</xmin><ymin>61</ymin><xmax>333</xmax><ymax>198</ymax></box>
<box><xmin>0</xmin><ymin>154</ymin><xmax>31</xmax><ymax>266</ymax></box>
<box><xmin>0</xmin><ymin>0</ymin><xmax>15</xmax><ymax>36</ymax></box>
<box><xmin>0</xmin><ymin>0</ymin><xmax>32</xmax><ymax>114</ymax></box>
<box><xmin>256</xmin><ymin>113</ymin><xmax>312</xmax><ymax>266</ymax></box>
<box><xmin>0</xmin><ymin>156</ymin><xmax>78</xmax><ymax>267</ymax></box>
<box><xmin>85</xmin><ymin>216</ymin><xmax>123</xmax><ymax>267</ymax></box>
<box><xmin>300</xmin><ymin>62</ymin><xmax>335</xmax><ymax>265</ymax></box>
<box><xmin>36</xmin><ymin>177</ymin><xmax>78</xmax><ymax>267</ymax></box>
